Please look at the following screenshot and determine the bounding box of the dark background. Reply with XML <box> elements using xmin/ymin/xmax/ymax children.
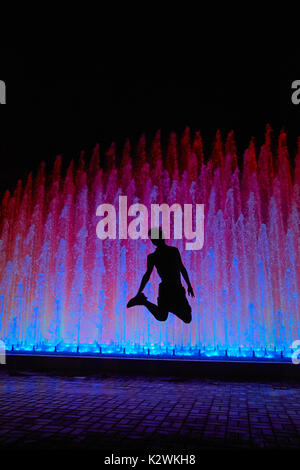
<box><xmin>0</xmin><ymin>48</ymin><xmax>299</xmax><ymax>196</ymax></box>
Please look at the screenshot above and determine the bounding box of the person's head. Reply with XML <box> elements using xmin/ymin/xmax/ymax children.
<box><xmin>148</xmin><ymin>227</ymin><xmax>166</xmax><ymax>247</ymax></box>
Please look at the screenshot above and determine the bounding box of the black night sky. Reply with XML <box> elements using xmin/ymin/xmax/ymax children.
<box><xmin>0</xmin><ymin>49</ymin><xmax>299</xmax><ymax>197</ymax></box>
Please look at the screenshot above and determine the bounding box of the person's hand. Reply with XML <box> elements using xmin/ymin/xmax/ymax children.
<box><xmin>188</xmin><ymin>285</ymin><xmax>195</xmax><ymax>297</ymax></box>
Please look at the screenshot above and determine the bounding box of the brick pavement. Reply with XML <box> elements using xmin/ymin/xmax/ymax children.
<box><xmin>0</xmin><ymin>370</ymin><xmax>300</xmax><ymax>451</ymax></box>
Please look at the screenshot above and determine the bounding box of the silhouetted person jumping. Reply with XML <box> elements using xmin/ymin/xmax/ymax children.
<box><xmin>127</xmin><ymin>227</ymin><xmax>194</xmax><ymax>324</ymax></box>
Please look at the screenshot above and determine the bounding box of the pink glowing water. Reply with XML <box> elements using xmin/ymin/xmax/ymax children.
<box><xmin>0</xmin><ymin>126</ymin><xmax>299</xmax><ymax>356</ymax></box>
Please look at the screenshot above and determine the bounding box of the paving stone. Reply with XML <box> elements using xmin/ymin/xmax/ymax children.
<box><xmin>0</xmin><ymin>371</ymin><xmax>300</xmax><ymax>450</ymax></box>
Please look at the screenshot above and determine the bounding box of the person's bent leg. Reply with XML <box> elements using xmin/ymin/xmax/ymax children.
<box><xmin>143</xmin><ymin>300</ymin><xmax>168</xmax><ymax>322</ymax></box>
<box><xmin>173</xmin><ymin>305</ymin><xmax>192</xmax><ymax>324</ymax></box>
<box><xmin>127</xmin><ymin>293</ymin><xmax>168</xmax><ymax>321</ymax></box>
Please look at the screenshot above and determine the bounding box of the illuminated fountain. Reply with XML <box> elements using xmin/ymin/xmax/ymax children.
<box><xmin>0</xmin><ymin>126</ymin><xmax>299</xmax><ymax>359</ymax></box>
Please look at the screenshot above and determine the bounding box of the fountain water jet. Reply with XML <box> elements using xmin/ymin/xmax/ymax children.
<box><xmin>0</xmin><ymin>127</ymin><xmax>299</xmax><ymax>359</ymax></box>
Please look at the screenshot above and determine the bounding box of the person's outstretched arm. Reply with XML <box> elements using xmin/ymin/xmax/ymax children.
<box><xmin>137</xmin><ymin>255</ymin><xmax>154</xmax><ymax>294</ymax></box>
<box><xmin>178</xmin><ymin>250</ymin><xmax>195</xmax><ymax>297</ymax></box>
